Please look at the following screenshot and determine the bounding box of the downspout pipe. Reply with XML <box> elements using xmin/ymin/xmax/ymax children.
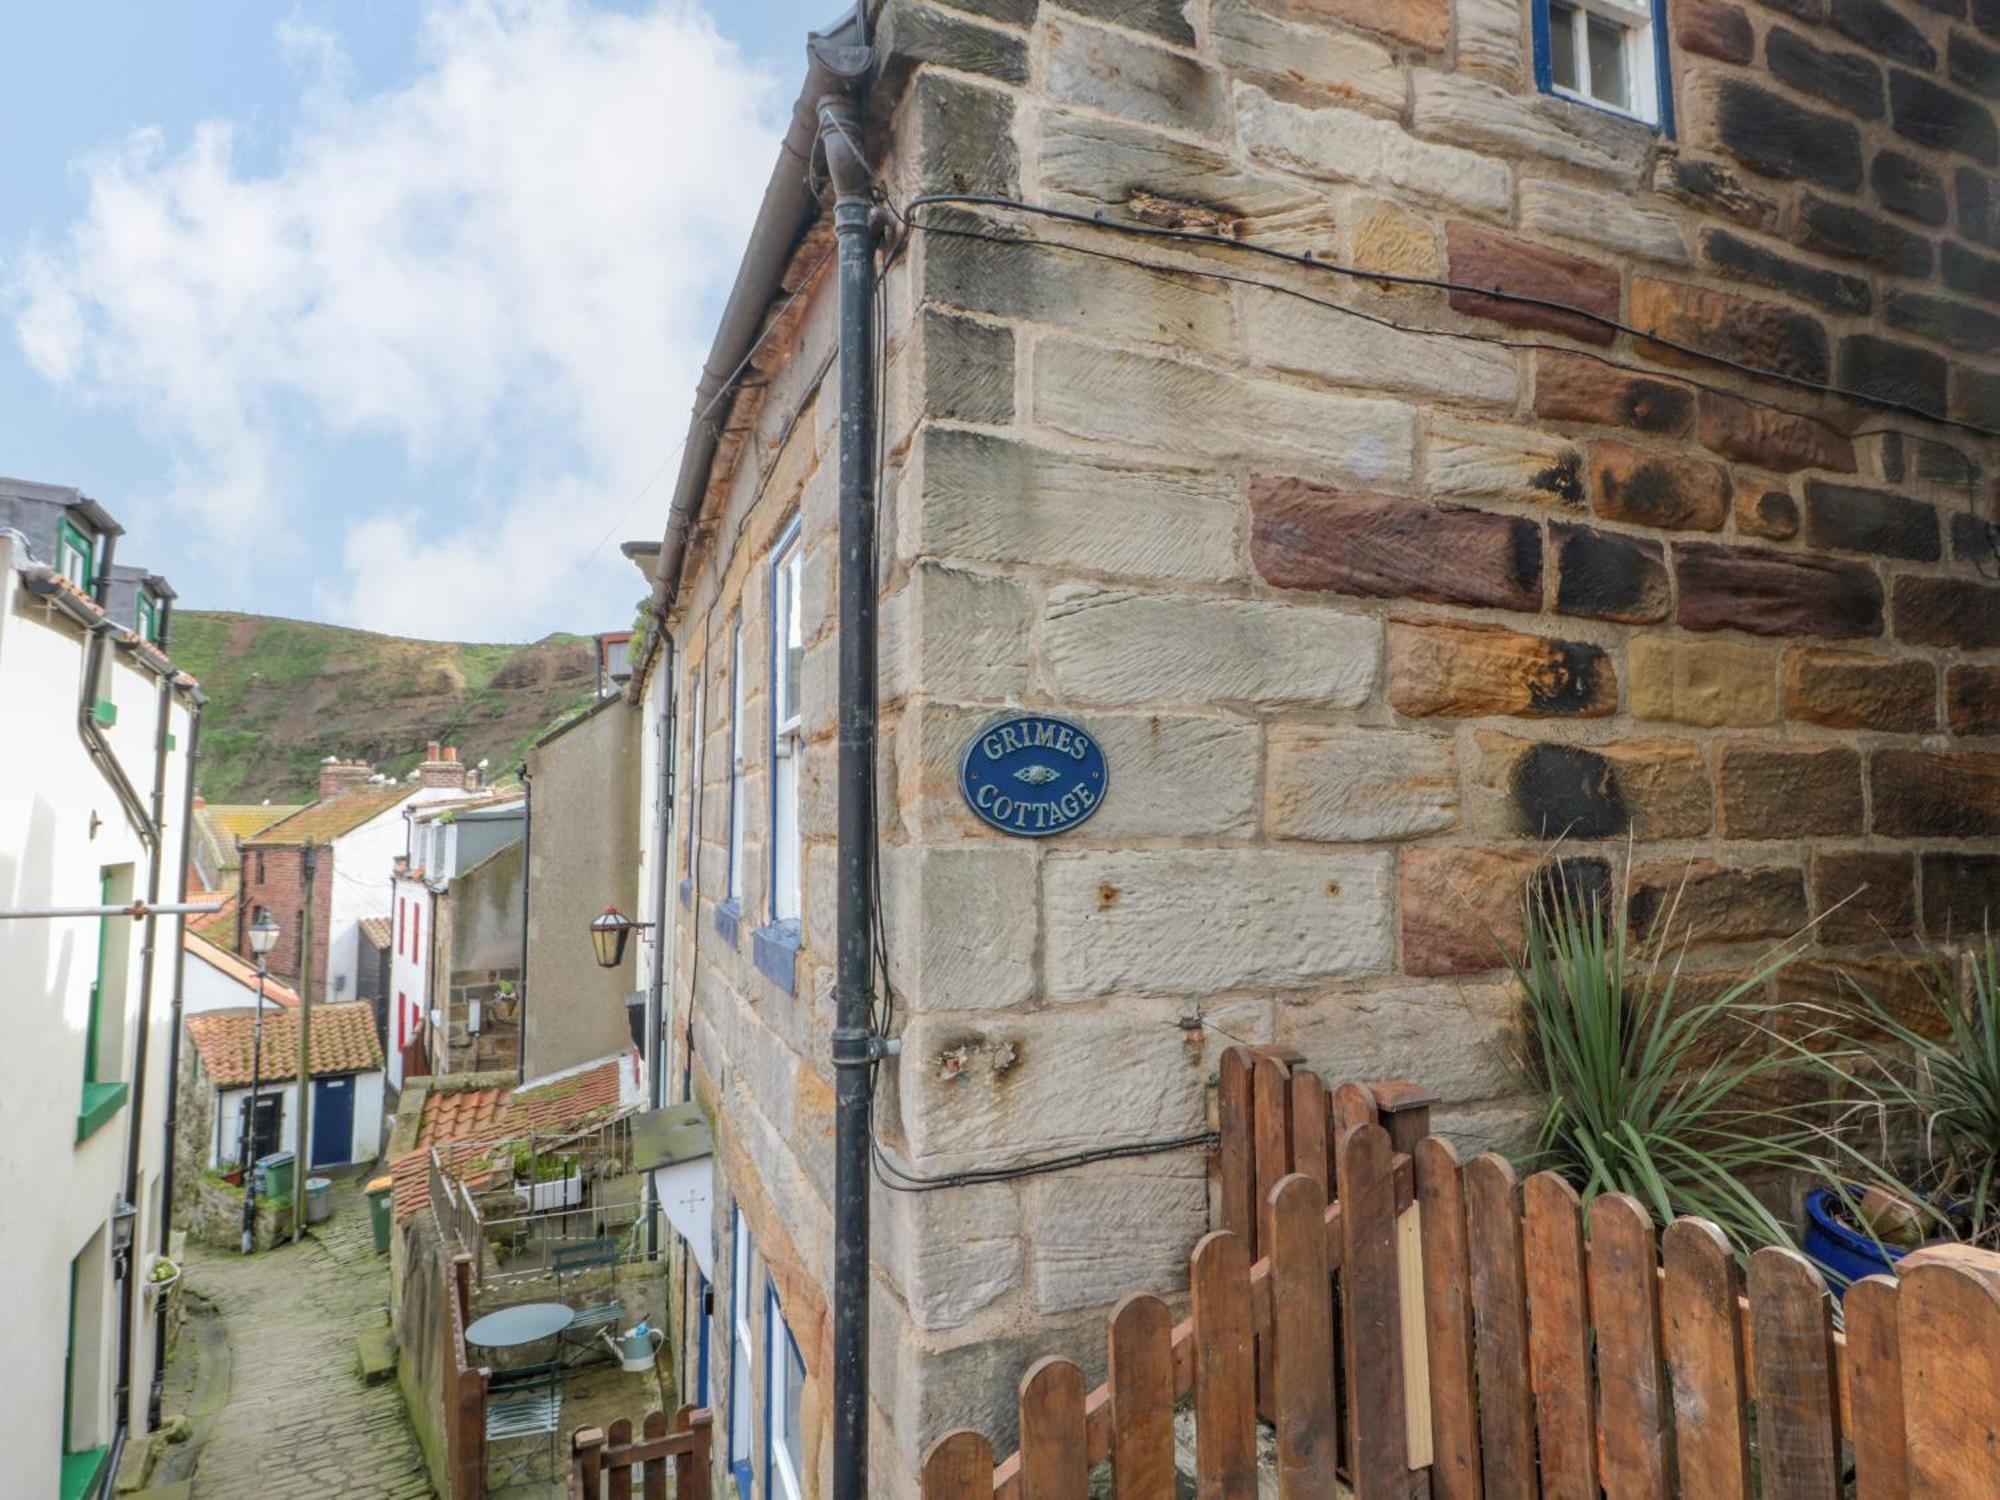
<box><xmin>516</xmin><ymin>763</ymin><xmax>531</xmax><ymax>1084</ymax></box>
<box><xmin>644</xmin><ymin>633</ymin><xmax>676</xmax><ymax>1261</ymax></box>
<box><xmin>819</xmin><ymin>81</ymin><xmax>879</xmax><ymax>1500</ymax></box>
<box><xmin>152</xmin><ymin>691</ymin><xmax>202</xmax><ymax>1424</ymax></box>
<box><xmin>78</xmin><ymin>528</ymin><xmax>155</xmax><ymax>843</ymax></box>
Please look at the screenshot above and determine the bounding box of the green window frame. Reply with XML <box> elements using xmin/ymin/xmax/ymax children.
<box><xmin>135</xmin><ymin>591</ymin><xmax>159</xmax><ymax>643</ymax></box>
<box><xmin>77</xmin><ymin>874</ymin><xmax>128</xmax><ymax>1142</ymax></box>
<box><xmin>57</xmin><ymin>517</ymin><xmax>94</xmax><ymax>591</ymax></box>
<box><xmin>60</xmin><ymin>1253</ymin><xmax>109</xmax><ymax>1500</ymax></box>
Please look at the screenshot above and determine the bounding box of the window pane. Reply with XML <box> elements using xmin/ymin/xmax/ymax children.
<box><xmin>784</xmin><ymin>1330</ymin><xmax>805</xmax><ymax>1472</ymax></box>
<box><xmin>781</xmin><ymin>550</ymin><xmax>803</xmax><ymax>726</ymax></box>
<box><xmin>1587</xmin><ymin>13</ymin><xmax>1630</xmax><ymax>107</ymax></box>
<box><xmin>1549</xmin><ymin>3</ymin><xmax>1579</xmax><ymax>89</ymax></box>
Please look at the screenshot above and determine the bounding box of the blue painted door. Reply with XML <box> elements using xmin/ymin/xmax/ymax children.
<box><xmin>311</xmin><ymin>1075</ymin><xmax>355</xmax><ymax>1167</ymax></box>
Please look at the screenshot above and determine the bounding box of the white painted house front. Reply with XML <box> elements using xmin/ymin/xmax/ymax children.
<box><xmin>0</xmin><ymin>477</ymin><xmax>197</xmax><ymax>1500</ymax></box>
<box><xmin>183</xmin><ymin>1002</ymin><xmax>386</xmax><ymax>1172</ymax></box>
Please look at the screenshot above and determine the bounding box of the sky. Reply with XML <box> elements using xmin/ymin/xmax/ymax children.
<box><xmin>0</xmin><ymin>0</ymin><xmax>837</xmax><ymax>641</ymax></box>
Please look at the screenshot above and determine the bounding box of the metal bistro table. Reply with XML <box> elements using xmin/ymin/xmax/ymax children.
<box><xmin>467</xmin><ymin>1302</ymin><xmax>575</xmax><ymax>1490</ymax></box>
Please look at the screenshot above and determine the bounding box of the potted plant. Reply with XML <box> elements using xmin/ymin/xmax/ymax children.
<box><xmin>1507</xmin><ymin>863</ymin><xmax>1817</xmax><ymax>1251</ymax></box>
<box><xmin>512</xmin><ymin>1150</ymin><xmax>583</xmax><ymax>1211</ymax></box>
<box><xmin>1794</xmin><ymin>938</ymin><xmax>2000</xmax><ymax>1284</ymax></box>
<box><xmin>145</xmin><ymin>1255</ymin><xmax>181</xmax><ymax>1296</ymax></box>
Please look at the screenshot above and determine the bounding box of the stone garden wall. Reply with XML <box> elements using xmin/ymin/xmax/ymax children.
<box><xmin>664</xmin><ymin>0</ymin><xmax>2000</xmax><ymax>1489</ymax></box>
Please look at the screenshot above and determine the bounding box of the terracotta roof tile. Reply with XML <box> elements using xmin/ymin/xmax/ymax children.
<box><xmin>246</xmin><ymin>788</ymin><xmax>410</xmax><ymax>846</ymax></box>
<box><xmin>185</xmin><ymin>1001</ymin><xmax>383</xmax><ymax>1087</ymax></box>
<box><xmin>358</xmin><ymin>916</ymin><xmax>393</xmax><ymax>951</ymax></box>
<box><xmin>198</xmin><ymin>802</ymin><xmax>303</xmax><ymax>858</ymax></box>
<box><xmin>187</xmin><ymin>887</ymin><xmax>240</xmax><ymax>946</ymax></box>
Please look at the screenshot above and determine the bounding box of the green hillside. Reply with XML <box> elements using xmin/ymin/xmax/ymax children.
<box><xmin>170</xmin><ymin>611</ymin><xmax>606</xmax><ymax>802</ymax></box>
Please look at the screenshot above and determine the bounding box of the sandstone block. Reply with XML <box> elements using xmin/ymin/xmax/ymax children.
<box><xmin>912</xmin><ymin>68</ymin><xmax>1020</xmax><ymax>201</ymax></box>
<box><xmin>1044</xmin><ymin>586</ymin><xmax>1379</xmax><ymax>708</ymax></box>
<box><xmin>1413</xmin><ymin>72</ymin><xmax>1655</xmax><ymax>177</ymax></box>
<box><xmin>1717</xmin><ymin>743</ymin><xmax>1864</xmax><ymax>837</ymax></box>
<box><xmin>1517</xmin><ymin>178</ymin><xmax>1691</xmax><ymax>263</ymax></box>
<box><xmin>1032</xmin><ymin>337</ymin><xmax>1416</xmax><ymax>486</ymax></box>
<box><xmin>1045</xmin><ymin>15</ymin><xmax>1226</xmax><ymax>136</ymax></box>
<box><xmin>1273</xmin><ymin>0</ymin><xmax>1450</xmax><ymax>48</ymax></box>
<box><xmin>1683</xmin><ymin>72</ymin><xmax>1865</xmax><ymax>191</ymax></box>
<box><xmin>1891</xmin><ymin>574</ymin><xmax>2000</xmax><ymax>648</ymax></box>
<box><xmin>1839</xmin><ymin>332</ymin><xmax>1949</xmax><ymax>415</ymax></box>
<box><xmin>1872</xmin><ymin>748</ymin><xmax>2000</xmax><ymax>837</ymax></box>
<box><xmin>1629</xmin><ymin>636</ymin><xmax>1779</xmax><ymax>726</ymax></box>
<box><xmin>1701</xmin><ymin>226</ymin><xmax>1873</xmax><ymax>314</ymax></box>
<box><xmin>1446</xmin><ymin>220</ymin><xmax>1621</xmax><ymax>344</ymax></box>
<box><xmin>878</xmin><ymin>1179</ymin><xmax>1022</xmax><ymax>1330</ymax></box>
<box><xmin>1044</xmin><ymin>848</ymin><xmax>1395</xmax><ymax>997</ymax></box>
<box><xmin>1427</xmin><ymin>417</ymin><xmax>1584</xmax><ymax>507</ymax></box>
<box><xmin>1401</xmin><ymin>846</ymin><xmax>1610</xmax><ymax>975</ymax></box>
<box><xmin>1802</xmin><ymin>480</ymin><xmax>1941</xmax><ymax>561</ymax></box>
<box><xmin>1675</xmin><ymin>542</ymin><xmax>1883</xmax><ymax>638</ymax></box>
<box><xmin>1921</xmin><ymin>852</ymin><xmax>2000</xmax><ymax>937</ymax></box>
<box><xmin>1276</xmin><ymin>981</ymin><xmax>1520</xmax><ymax>1102</ymax></box>
<box><xmin>1235</xmin><ymin>85</ymin><xmax>1512</xmax><ymax>217</ymax></box>
<box><xmin>1813</xmin><ymin>850</ymin><xmax>1917</xmax><ymax>942</ymax></box>
<box><xmin>884</xmin><ymin>844</ymin><xmax>1038</xmax><ymax>1012</ymax></box>
<box><xmin>1389</xmin><ymin>620</ymin><xmax>1614</xmax><ymax>718</ymax></box>
<box><xmin>897</xmin><ymin>1009</ymin><xmax>1209</xmax><ymax>1170</ymax></box>
<box><xmin>1676</xmin><ymin>0</ymin><xmax>1757</xmax><ymax>61</ymax></box>
<box><xmin>1027</xmin><ymin>1159</ymin><xmax>1207</xmax><ymax>1312</ymax></box>
<box><xmin>1632</xmin><ymin>275</ymin><xmax>1831</xmax><ymax>384</ymax></box>
<box><xmin>923</xmin><ymin>223</ymin><xmax>1235</xmax><ymax>359</ymax></box>
<box><xmin>879</xmin><ymin>563</ymin><xmax>1032</xmax><ymax>703</ymax></box>
<box><xmin>1785</xmin><ymin>648</ymin><xmax>1936</xmax><ymax>731</ymax></box>
<box><xmin>922</xmin><ymin>308</ymin><xmax>1013</xmax><ymax>425</ymax></box>
<box><xmin>1242</xmin><ymin>286</ymin><xmax>1518</xmax><ymax>403</ymax></box>
<box><xmin>1553</xmin><ymin>523</ymin><xmax>1669</xmax><ymax>623</ymax></box>
<box><xmin>1590</xmin><ymin>441</ymin><xmax>1732</xmax><ymax>530</ymax></box>
<box><xmin>1468</xmin><ymin>732</ymin><xmax>1712</xmax><ymax>839</ymax></box>
<box><xmin>1948</xmin><ymin>664</ymin><xmax>2000</xmax><ymax>735</ymax></box>
<box><xmin>1267</xmin><ymin>725</ymin><xmax>1459</xmax><ymax>841</ymax></box>
<box><xmin>1734</xmin><ymin>484</ymin><xmax>1802</xmax><ymax>540</ymax></box>
<box><xmin>1456</xmin><ymin>0</ymin><xmax>1526</xmax><ymax>80</ymax></box>
<box><xmin>1694</xmin><ymin>391</ymin><xmax>1856</xmax><ymax>472</ymax></box>
<box><xmin>1629</xmin><ymin>861</ymin><xmax>1808</xmax><ymax>943</ymax></box>
<box><xmin>1533</xmin><ymin>352</ymin><xmax>1694</xmax><ymax>437</ymax></box>
<box><xmin>1250</xmin><ymin>477</ymin><xmax>1541</xmax><ymax>610</ymax></box>
<box><xmin>1208</xmin><ymin>0</ymin><xmax>1405</xmax><ymax>113</ymax></box>
<box><xmin>1346</xmin><ymin>198</ymin><xmax>1445</xmax><ymax>287</ymax></box>
<box><xmin>916</xmin><ymin>427</ymin><xmax>1241</xmax><ymax>583</ymax></box>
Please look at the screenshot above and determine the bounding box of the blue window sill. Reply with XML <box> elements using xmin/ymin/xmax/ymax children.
<box><xmin>753</xmin><ymin>921</ymin><xmax>801</xmax><ymax>995</ymax></box>
<box><xmin>61</xmin><ymin>1446</ymin><xmax>111</xmax><ymax>1500</ymax></box>
<box><xmin>714</xmin><ymin>899</ymin><xmax>742</xmax><ymax>949</ymax></box>
<box><xmin>76</xmin><ymin>1081</ymin><xmax>129</xmax><ymax>1143</ymax></box>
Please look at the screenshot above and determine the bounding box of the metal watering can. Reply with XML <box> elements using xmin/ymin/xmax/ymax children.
<box><xmin>602</xmin><ymin>1320</ymin><xmax>665</xmax><ymax>1372</ymax></box>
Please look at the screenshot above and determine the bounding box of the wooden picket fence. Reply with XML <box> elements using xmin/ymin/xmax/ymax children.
<box><xmin>920</xmin><ymin>1045</ymin><xmax>2000</xmax><ymax>1499</ymax></box>
<box><xmin>566</xmin><ymin>1407</ymin><xmax>713</xmax><ymax>1500</ymax></box>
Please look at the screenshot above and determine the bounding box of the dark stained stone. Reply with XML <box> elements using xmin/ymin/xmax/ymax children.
<box><xmin>1951</xmin><ymin>29</ymin><xmax>2000</xmax><ymax>98</ymax></box>
<box><xmin>1553</xmin><ymin>524</ymin><xmax>1670</xmax><ymax>623</ymax></box>
<box><xmin>1796</xmin><ymin>194</ymin><xmax>1935</xmax><ymax>276</ymax></box>
<box><xmin>1657</xmin><ymin>157</ymin><xmax>1783</xmax><ymax>229</ymax></box>
<box><xmin>1889</xmin><ymin>69</ymin><xmax>1999</xmax><ymax>164</ymax></box>
<box><xmin>1590</xmin><ymin>442</ymin><xmax>1731</xmax><ymax>531</ymax></box>
<box><xmin>1676</xmin><ymin>542</ymin><xmax>1884</xmax><ymax>637</ymax></box>
<box><xmin>1701</xmin><ymin>228</ymin><xmax>1872</xmax><ymax>313</ymax></box>
<box><xmin>1802</xmin><ymin>480</ymin><xmax>1942</xmax><ymax>560</ymax></box>
<box><xmin>1871</xmin><ymin>151</ymin><xmax>1951</xmax><ymax>225</ymax></box>
<box><xmin>1838</xmin><ymin>334</ymin><xmax>1949</xmax><ymax>416</ymax></box>
<box><xmin>1705</xmin><ymin>77</ymin><xmax>1865</xmax><ymax>190</ymax></box>
<box><xmin>1511</xmin><ymin>742</ymin><xmax>1628</xmax><ymax>839</ymax></box>
<box><xmin>1884</xmin><ymin>290</ymin><xmax>2000</xmax><ymax>353</ymax></box>
<box><xmin>1961</xmin><ymin>166</ymin><xmax>2000</xmax><ymax>249</ymax></box>
<box><xmin>1767</xmin><ymin>27</ymin><xmax>1886</xmax><ymax>118</ymax></box>
<box><xmin>1892</xmin><ymin>574</ymin><xmax>2000</xmax><ymax>646</ymax></box>
<box><xmin>1786</xmin><ymin>647</ymin><xmax>1937</xmax><ymax>731</ymax></box>
<box><xmin>1249</xmin><ymin>478</ymin><xmax>1543</xmax><ymax>610</ymax></box>
<box><xmin>1696</xmin><ymin>389</ymin><xmax>1856</xmax><ymax>472</ymax></box>
<box><xmin>1958</xmin><ymin>366</ymin><xmax>2000</xmax><ymax>427</ymax></box>
<box><xmin>1632</xmin><ymin>275</ymin><xmax>1830</xmax><ymax>384</ymax></box>
<box><xmin>1872</xmin><ymin>748</ymin><xmax>2000</xmax><ymax>836</ymax></box>
<box><xmin>1948</xmin><ymin>663</ymin><xmax>2000</xmax><ymax>733</ymax></box>
<box><xmin>1831</xmin><ymin>0</ymin><xmax>1938</xmax><ymax>67</ymax></box>
<box><xmin>1718</xmin><ymin>743</ymin><xmax>1865</xmax><ymax>837</ymax></box>
<box><xmin>1943</xmin><ymin>240</ymin><xmax>2000</xmax><ymax>302</ymax></box>
<box><xmin>1922</xmin><ymin>853</ymin><xmax>2000</xmax><ymax>937</ymax></box>
<box><xmin>1630</xmin><ymin>862</ymin><xmax>1808</xmax><ymax>942</ymax></box>
<box><xmin>1813</xmin><ymin>851</ymin><xmax>1918</xmax><ymax>942</ymax></box>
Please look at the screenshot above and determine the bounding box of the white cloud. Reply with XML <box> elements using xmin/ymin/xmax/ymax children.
<box><xmin>9</xmin><ymin>0</ymin><xmax>783</xmax><ymax>639</ymax></box>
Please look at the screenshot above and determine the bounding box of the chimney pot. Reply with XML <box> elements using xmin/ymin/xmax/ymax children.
<box><xmin>426</xmin><ymin>740</ymin><xmax>442</xmax><ymax>762</ymax></box>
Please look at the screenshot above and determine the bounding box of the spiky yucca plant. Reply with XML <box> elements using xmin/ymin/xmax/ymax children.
<box><xmin>1508</xmin><ymin>865</ymin><xmax>1816</xmax><ymax>1252</ymax></box>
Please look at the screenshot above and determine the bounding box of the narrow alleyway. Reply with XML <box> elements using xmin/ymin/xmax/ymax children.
<box><xmin>163</xmin><ymin>1176</ymin><xmax>434</xmax><ymax>1500</ymax></box>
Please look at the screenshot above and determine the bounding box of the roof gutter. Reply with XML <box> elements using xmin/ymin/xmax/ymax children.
<box><xmin>650</xmin><ymin>3</ymin><xmax>872</xmax><ymax>618</ymax></box>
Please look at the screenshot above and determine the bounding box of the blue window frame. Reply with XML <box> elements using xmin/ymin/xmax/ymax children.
<box><xmin>767</xmin><ymin>519</ymin><xmax>802</xmax><ymax>927</ymax></box>
<box><xmin>1533</xmin><ymin>0</ymin><xmax>1673</xmax><ymax>131</ymax></box>
<box><xmin>729</xmin><ymin>1209</ymin><xmax>755</xmax><ymax>1497</ymax></box>
<box><xmin>683</xmin><ymin>661</ymin><xmax>705</xmax><ymax>891</ymax></box>
<box><xmin>765</xmin><ymin>1282</ymin><xmax>806</xmax><ymax>1500</ymax></box>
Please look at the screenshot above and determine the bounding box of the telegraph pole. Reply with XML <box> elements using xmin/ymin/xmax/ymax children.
<box><xmin>292</xmin><ymin>841</ymin><xmax>318</xmax><ymax>1241</ymax></box>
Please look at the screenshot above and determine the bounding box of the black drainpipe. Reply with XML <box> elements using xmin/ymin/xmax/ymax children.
<box><xmin>818</xmin><ymin>70</ymin><xmax>879</xmax><ymax>1500</ymax></box>
<box><xmin>515</xmin><ymin>762</ymin><xmax>531</xmax><ymax>1083</ymax></box>
<box><xmin>643</xmin><ymin>631</ymin><xmax>676</xmax><ymax>1261</ymax></box>
<box><xmin>151</xmin><ymin>688</ymin><xmax>201</xmax><ymax>1424</ymax></box>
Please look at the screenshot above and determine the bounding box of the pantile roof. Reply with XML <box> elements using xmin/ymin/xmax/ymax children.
<box><xmin>246</xmin><ymin>788</ymin><xmax>410</xmax><ymax>846</ymax></box>
<box><xmin>200</xmin><ymin>803</ymin><xmax>302</xmax><ymax>856</ymax></box>
<box><xmin>359</xmin><ymin>916</ymin><xmax>393</xmax><ymax>951</ymax></box>
<box><xmin>185</xmin><ymin>1001</ymin><xmax>383</xmax><ymax>1088</ymax></box>
<box><xmin>185</xmin><ymin>932</ymin><xmax>301</xmax><ymax>1007</ymax></box>
<box><xmin>187</xmin><ymin>886</ymin><xmax>240</xmax><ymax>947</ymax></box>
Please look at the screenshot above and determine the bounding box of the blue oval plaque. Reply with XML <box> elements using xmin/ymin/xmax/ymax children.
<box><xmin>959</xmin><ymin>713</ymin><xmax>1109</xmax><ymax>838</ymax></box>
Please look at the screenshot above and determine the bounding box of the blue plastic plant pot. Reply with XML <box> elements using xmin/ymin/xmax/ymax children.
<box><xmin>1801</xmin><ymin>1186</ymin><xmax>1907</xmax><ymax>1295</ymax></box>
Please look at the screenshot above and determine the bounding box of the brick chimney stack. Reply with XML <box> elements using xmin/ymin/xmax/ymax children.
<box><xmin>317</xmin><ymin>756</ymin><xmax>374</xmax><ymax>801</ymax></box>
<box><xmin>416</xmin><ymin>742</ymin><xmax>470</xmax><ymax>791</ymax></box>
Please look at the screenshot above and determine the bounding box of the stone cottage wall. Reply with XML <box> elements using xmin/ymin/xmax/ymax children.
<box><xmin>666</xmin><ymin>0</ymin><xmax>2000</xmax><ymax>1490</ymax></box>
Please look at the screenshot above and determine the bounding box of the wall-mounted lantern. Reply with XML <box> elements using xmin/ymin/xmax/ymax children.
<box><xmin>589</xmin><ymin>906</ymin><xmax>651</xmax><ymax>969</ymax></box>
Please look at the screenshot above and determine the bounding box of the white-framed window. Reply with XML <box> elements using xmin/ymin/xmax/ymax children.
<box><xmin>726</xmin><ymin>617</ymin><xmax>746</xmax><ymax>905</ymax></box>
<box><xmin>1536</xmin><ymin>0</ymin><xmax>1667</xmax><ymax>127</ymax></box>
<box><xmin>766</xmin><ymin>1283</ymin><xmax>806</xmax><ymax>1500</ymax></box>
<box><xmin>729</xmin><ymin>1208</ymin><xmax>756</xmax><ymax>1496</ymax></box>
<box><xmin>769</xmin><ymin>523</ymin><xmax>803</xmax><ymax>926</ymax></box>
<box><xmin>684</xmin><ymin>663</ymin><xmax>705</xmax><ymax>883</ymax></box>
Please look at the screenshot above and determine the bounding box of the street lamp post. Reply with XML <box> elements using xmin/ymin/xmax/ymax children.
<box><xmin>239</xmin><ymin>911</ymin><xmax>281</xmax><ymax>1255</ymax></box>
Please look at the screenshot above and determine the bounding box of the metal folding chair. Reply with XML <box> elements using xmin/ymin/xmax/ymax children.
<box><xmin>483</xmin><ymin>1364</ymin><xmax>562</xmax><ymax>1492</ymax></box>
